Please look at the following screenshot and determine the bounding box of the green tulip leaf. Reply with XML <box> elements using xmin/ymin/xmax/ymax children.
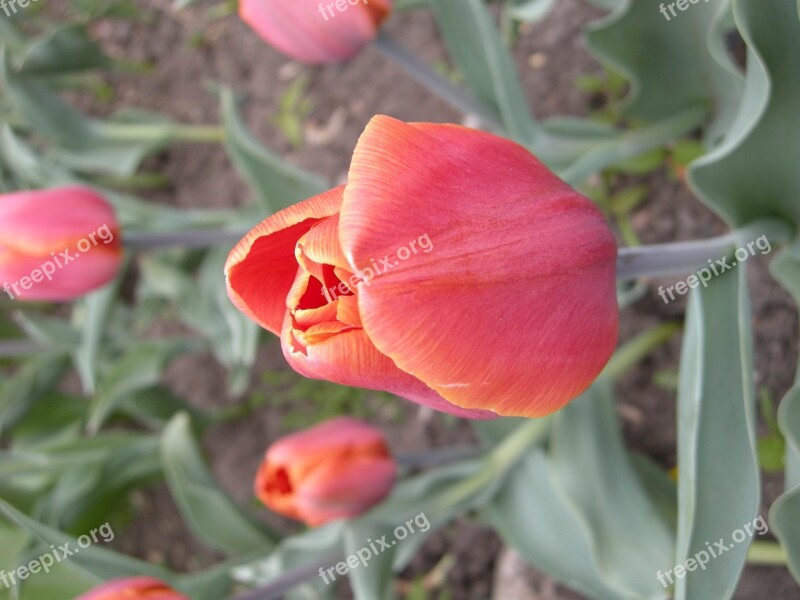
<box><xmin>549</xmin><ymin>381</ymin><xmax>675</xmax><ymax>598</ymax></box>
<box><xmin>231</xmin><ymin>521</ymin><xmax>344</xmax><ymax>599</ymax></box>
<box><xmin>1</xmin><ymin>54</ymin><xmax>221</xmax><ymax>177</ymax></box>
<box><xmin>471</xmin><ymin>417</ymin><xmax>530</xmax><ymax>448</ymax></box>
<box><xmin>582</xmin><ymin>0</ymin><xmax>625</xmax><ymax>9</ymax></box>
<box><xmin>87</xmin><ymin>339</ymin><xmax>191</xmax><ymax>434</ymax></box>
<box><xmin>771</xmin><ymin>241</ymin><xmax>800</xmax><ymax>307</ymax></box>
<box><xmin>769</xmin><ymin>387</ymin><xmax>800</xmax><ymax>583</ymax></box>
<box><xmin>631</xmin><ymin>453</ymin><xmax>679</xmax><ymax>532</ymax></box>
<box><xmin>768</xmin><ymin>240</ymin><xmax>800</xmax><ymax>582</ymax></box>
<box><xmin>428</xmin><ymin>0</ymin><xmax>538</xmax><ymax>143</ymax></box>
<box><xmin>0</xmin><ymin>498</ymin><xmax>176</xmax><ymax>584</ymax></box>
<box><xmin>0</xmin><ymin>353</ymin><xmax>69</xmax><ymax>436</ymax></box>
<box><xmin>73</xmin><ymin>259</ymin><xmax>128</xmax><ymax>395</ymax></box>
<box><xmin>688</xmin><ymin>0</ymin><xmax>800</xmax><ymax>227</ymax></box>
<box><xmin>483</xmin><ymin>383</ymin><xmax>682</xmax><ymax>600</ymax></box>
<box><xmin>484</xmin><ymin>450</ymin><xmax>626</xmax><ymax>600</ymax></box>
<box><xmin>507</xmin><ymin>0</ymin><xmax>557</xmax><ymax>23</ymax></box>
<box><xmin>0</xmin><ymin>49</ymin><xmax>92</xmax><ymax>147</ymax></box>
<box><xmin>17</xmin><ymin>24</ymin><xmax>111</xmax><ymax>76</ymax></box>
<box><xmin>138</xmin><ymin>247</ymin><xmax>260</xmax><ymax>396</ymax></box>
<box><xmin>0</xmin><ymin>433</ymin><xmax>151</xmax><ymax>477</ymax></box>
<box><xmin>160</xmin><ymin>413</ymin><xmax>276</xmax><ymax>556</ymax></box>
<box><xmin>220</xmin><ymin>87</ymin><xmax>328</xmax><ymax>212</ymax></box>
<box><xmin>674</xmin><ymin>266</ymin><xmax>759</xmax><ymax>599</ymax></box>
<box><xmin>62</xmin><ymin>437</ymin><xmax>162</xmax><ymax>534</ymax></box>
<box><xmin>584</xmin><ymin>0</ymin><xmax>741</xmax><ymax>142</ymax></box>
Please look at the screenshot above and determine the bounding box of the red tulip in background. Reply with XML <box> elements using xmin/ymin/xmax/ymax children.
<box><xmin>75</xmin><ymin>577</ymin><xmax>188</xmax><ymax>600</ymax></box>
<box><xmin>225</xmin><ymin>116</ymin><xmax>619</xmax><ymax>419</ymax></box>
<box><xmin>239</xmin><ymin>0</ymin><xmax>392</xmax><ymax>64</ymax></box>
<box><xmin>0</xmin><ymin>187</ymin><xmax>123</xmax><ymax>302</ymax></box>
<box><xmin>255</xmin><ymin>417</ymin><xmax>396</xmax><ymax>526</ymax></box>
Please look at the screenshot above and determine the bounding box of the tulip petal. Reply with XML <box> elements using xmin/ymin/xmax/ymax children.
<box><xmin>240</xmin><ymin>0</ymin><xmax>391</xmax><ymax>64</ymax></box>
<box><xmin>267</xmin><ymin>416</ymin><xmax>388</xmax><ymax>460</ymax></box>
<box><xmin>0</xmin><ymin>187</ymin><xmax>122</xmax><ymax>302</ymax></box>
<box><xmin>75</xmin><ymin>577</ymin><xmax>188</xmax><ymax>600</ymax></box>
<box><xmin>0</xmin><ymin>187</ymin><xmax>117</xmax><ymax>253</ymax></box>
<box><xmin>225</xmin><ymin>186</ymin><xmax>343</xmax><ymax>335</ymax></box>
<box><xmin>340</xmin><ymin>116</ymin><xmax>619</xmax><ymax>417</ymax></box>
<box><xmin>295</xmin><ymin>456</ymin><xmax>396</xmax><ymax>525</ymax></box>
<box><xmin>0</xmin><ymin>247</ymin><xmax>122</xmax><ymax>302</ymax></box>
<box><xmin>281</xmin><ymin>303</ymin><xmax>496</xmax><ymax>419</ymax></box>
<box><xmin>256</xmin><ymin>417</ymin><xmax>394</xmax><ymax>524</ymax></box>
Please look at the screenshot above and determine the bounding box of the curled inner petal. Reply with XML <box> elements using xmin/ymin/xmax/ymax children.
<box><xmin>287</xmin><ymin>215</ymin><xmax>363</xmax><ymax>353</ymax></box>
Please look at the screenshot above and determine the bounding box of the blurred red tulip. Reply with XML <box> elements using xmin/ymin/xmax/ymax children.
<box><xmin>240</xmin><ymin>0</ymin><xmax>392</xmax><ymax>64</ymax></box>
<box><xmin>225</xmin><ymin>116</ymin><xmax>619</xmax><ymax>419</ymax></box>
<box><xmin>0</xmin><ymin>187</ymin><xmax>123</xmax><ymax>302</ymax></box>
<box><xmin>75</xmin><ymin>577</ymin><xmax>188</xmax><ymax>600</ymax></box>
<box><xmin>255</xmin><ymin>417</ymin><xmax>396</xmax><ymax>526</ymax></box>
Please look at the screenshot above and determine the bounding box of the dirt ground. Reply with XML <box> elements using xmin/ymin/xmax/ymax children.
<box><xmin>70</xmin><ymin>0</ymin><xmax>800</xmax><ymax>597</ymax></box>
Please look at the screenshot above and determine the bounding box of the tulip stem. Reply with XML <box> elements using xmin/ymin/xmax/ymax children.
<box><xmin>0</xmin><ymin>339</ymin><xmax>41</xmax><ymax>357</ymax></box>
<box><xmin>396</xmin><ymin>445</ymin><xmax>482</xmax><ymax>470</ymax></box>
<box><xmin>747</xmin><ymin>541</ymin><xmax>788</xmax><ymax>566</ymax></box>
<box><xmin>230</xmin><ymin>552</ymin><xmax>342</xmax><ymax>600</ymax></box>
<box><xmin>123</xmin><ymin>228</ymin><xmax>249</xmax><ymax>250</ymax></box>
<box><xmin>616</xmin><ymin>218</ymin><xmax>794</xmax><ymax>280</ymax></box>
<box><xmin>374</xmin><ymin>34</ymin><xmax>505</xmax><ymax>133</ymax></box>
<box><xmin>95</xmin><ymin>122</ymin><xmax>224</xmax><ymax>144</ymax></box>
<box><xmin>554</xmin><ymin>106</ymin><xmax>708</xmax><ymax>183</ymax></box>
<box><xmin>490</xmin><ymin>417</ymin><xmax>552</xmax><ymax>473</ymax></box>
<box><xmin>604</xmin><ymin>322</ymin><xmax>683</xmax><ymax>379</ymax></box>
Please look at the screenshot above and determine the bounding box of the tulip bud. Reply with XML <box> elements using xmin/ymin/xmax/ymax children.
<box><xmin>240</xmin><ymin>0</ymin><xmax>392</xmax><ymax>64</ymax></box>
<box><xmin>75</xmin><ymin>577</ymin><xmax>188</xmax><ymax>600</ymax></box>
<box><xmin>255</xmin><ymin>417</ymin><xmax>396</xmax><ymax>526</ymax></box>
<box><xmin>226</xmin><ymin>116</ymin><xmax>619</xmax><ymax>419</ymax></box>
<box><xmin>0</xmin><ymin>187</ymin><xmax>123</xmax><ymax>302</ymax></box>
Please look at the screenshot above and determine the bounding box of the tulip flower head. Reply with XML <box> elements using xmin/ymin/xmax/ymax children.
<box><xmin>255</xmin><ymin>417</ymin><xmax>396</xmax><ymax>526</ymax></box>
<box><xmin>75</xmin><ymin>577</ymin><xmax>188</xmax><ymax>600</ymax></box>
<box><xmin>226</xmin><ymin>116</ymin><xmax>619</xmax><ymax>419</ymax></box>
<box><xmin>0</xmin><ymin>187</ymin><xmax>122</xmax><ymax>302</ymax></box>
<box><xmin>239</xmin><ymin>0</ymin><xmax>392</xmax><ymax>64</ymax></box>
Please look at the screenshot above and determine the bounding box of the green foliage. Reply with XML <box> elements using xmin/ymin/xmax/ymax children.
<box><xmin>253</xmin><ymin>370</ymin><xmax>401</xmax><ymax>430</ymax></box>
<box><xmin>220</xmin><ymin>87</ymin><xmax>329</xmax><ymax>212</ymax></box>
<box><xmin>272</xmin><ymin>75</ymin><xmax>314</xmax><ymax>150</ymax></box>
<box><xmin>486</xmin><ymin>382</ymin><xmax>675</xmax><ymax>600</ymax></box>
<box><xmin>674</xmin><ymin>265</ymin><xmax>759</xmax><ymax>599</ymax></box>
<box><xmin>688</xmin><ymin>0</ymin><xmax>800</xmax><ymax>227</ymax></box>
<box><xmin>161</xmin><ymin>414</ymin><xmax>276</xmax><ymax>556</ymax></box>
<box><xmin>1</xmin><ymin>1</ymin><xmax>799</xmax><ymax>599</ymax></box>
<box><xmin>757</xmin><ymin>389</ymin><xmax>786</xmax><ymax>472</ymax></box>
<box><xmin>429</xmin><ymin>0</ymin><xmax>539</xmax><ymax>143</ymax></box>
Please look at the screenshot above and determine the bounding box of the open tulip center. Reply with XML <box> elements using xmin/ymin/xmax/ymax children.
<box><xmin>295</xmin><ymin>264</ymin><xmax>352</xmax><ymax>311</ymax></box>
<box><xmin>267</xmin><ymin>467</ymin><xmax>293</xmax><ymax>496</ymax></box>
<box><xmin>286</xmin><ymin>217</ymin><xmax>364</xmax><ymax>354</ymax></box>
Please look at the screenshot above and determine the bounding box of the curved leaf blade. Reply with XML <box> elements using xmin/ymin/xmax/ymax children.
<box><xmin>674</xmin><ymin>266</ymin><xmax>759</xmax><ymax>599</ymax></box>
<box><xmin>160</xmin><ymin>413</ymin><xmax>275</xmax><ymax>556</ymax></box>
<box><xmin>429</xmin><ymin>0</ymin><xmax>538</xmax><ymax>143</ymax></box>
<box><xmin>688</xmin><ymin>0</ymin><xmax>800</xmax><ymax>226</ymax></box>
